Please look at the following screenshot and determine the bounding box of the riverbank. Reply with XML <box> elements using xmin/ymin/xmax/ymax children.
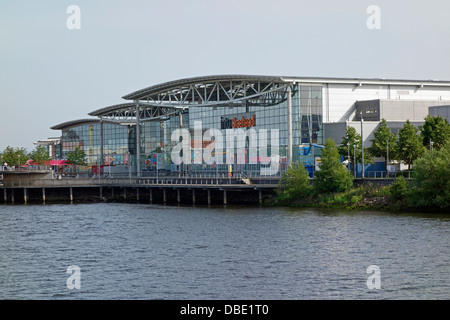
<box><xmin>267</xmin><ymin>185</ymin><xmax>449</xmax><ymax>213</ymax></box>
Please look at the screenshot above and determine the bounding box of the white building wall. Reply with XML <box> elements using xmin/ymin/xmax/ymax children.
<box><xmin>323</xmin><ymin>83</ymin><xmax>450</xmax><ymax>123</ymax></box>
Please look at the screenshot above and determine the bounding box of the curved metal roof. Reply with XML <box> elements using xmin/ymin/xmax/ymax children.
<box><xmin>88</xmin><ymin>102</ymin><xmax>185</xmax><ymax>121</ymax></box>
<box><xmin>50</xmin><ymin>118</ymin><xmax>123</xmax><ymax>130</ymax></box>
<box><xmin>121</xmin><ymin>74</ymin><xmax>288</xmax><ymax>103</ymax></box>
<box><xmin>88</xmin><ymin>103</ymin><xmax>137</xmax><ymax>117</ymax></box>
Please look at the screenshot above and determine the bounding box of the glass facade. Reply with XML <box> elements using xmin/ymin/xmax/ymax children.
<box><xmin>57</xmin><ymin>84</ymin><xmax>323</xmax><ymax>176</ymax></box>
<box><xmin>297</xmin><ymin>86</ymin><xmax>323</xmax><ymax>145</ymax></box>
<box><xmin>140</xmin><ymin>110</ymin><xmax>189</xmax><ymax>175</ymax></box>
<box><xmin>135</xmin><ymin>84</ymin><xmax>323</xmax><ymax>175</ymax></box>
<box><xmin>103</xmin><ymin>123</ymin><xmax>135</xmax><ymax>170</ymax></box>
<box><xmin>61</xmin><ymin>122</ymin><xmax>134</xmax><ymax>174</ymax></box>
<box><xmin>62</xmin><ymin>123</ymin><xmax>101</xmax><ymax>165</ymax></box>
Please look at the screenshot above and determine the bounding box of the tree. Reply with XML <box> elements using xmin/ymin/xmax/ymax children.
<box><xmin>409</xmin><ymin>141</ymin><xmax>450</xmax><ymax>208</ymax></box>
<box><xmin>368</xmin><ymin>119</ymin><xmax>397</xmax><ymax>169</ymax></box>
<box><xmin>276</xmin><ymin>162</ymin><xmax>311</xmax><ymax>202</ymax></box>
<box><xmin>338</xmin><ymin>126</ymin><xmax>371</xmax><ymax>172</ymax></box>
<box><xmin>29</xmin><ymin>145</ymin><xmax>51</xmax><ymax>165</ymax></box>
<box><xmin>66</xmin><ymin>146</ymin><xmax>87</xmax><ymax>167</ymax></box>
<box><xmin>338</xmin><ymin>126</ymin><xmax>360</xmax><ymax>167</ymax></box>
<box><xmin>314</xmin><ymin>139</ymin><xmax>354</xmax><ymax>194</ymax></box>
<box><xmin>1</xmin><ymin>146</ymin><xmax>29</xmax><ymax>167</ymax></box>
<box><xmin>395</xmin><ymin>120</ymin><xmax>425</xmax><ymax>171</ymax></box>
<box><xmin>420</xmin><ymin>115</ymin><xmax>450</xmax><ymax>151</ymax></box>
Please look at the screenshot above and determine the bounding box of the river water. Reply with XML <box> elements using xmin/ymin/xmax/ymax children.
<box><xmin>0</xmin><ymin>203</ymin><xmax>448</xmax><ymax>300</ymax></box>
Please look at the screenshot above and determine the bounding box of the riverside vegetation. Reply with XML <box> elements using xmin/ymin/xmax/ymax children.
<box><xmin>274</xmin><ymin>138</ymin><xmax>450</xmax><ymax>212</ymax></box>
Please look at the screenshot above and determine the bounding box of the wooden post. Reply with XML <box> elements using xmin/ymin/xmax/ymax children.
<box><xmin>223</xmin><ymin>190</ymin><xmax>227</xmax><ymax>205</ymax></box>
<box><xmin>24</xmin><ymin>188</ymin><xmax>28</xmax><ymax>204</ymax></box>
<box><xmin>192</xmin><ymin>189</ymin><xmax>195</xmax><ymax>205</ymax></box>
<box><xmin>42</xmin><ymin>188</ymin><xmax>46</xmax><ymax>204</ymax></box>
<box><xmin>177</xmin><ymin>189</ymin><xmax>180</xmax><ymax>203</ymax></box>
<box><xmin>208</xmin><ymin>190</ymin><xmax>211</xmax><ymax>205</ymax></box>
<box><xmin>136</xmin><ymin>188</ymin><xmax>140</xmax><ymax>202</ymax></box>
<box><xmin>150</xmin><ymin>188</ymin><xmax>153</xmax><ymax>204</ymax></box>
<box><xmin>11</xmin><ymin>189</ymin><xmax>14</xmax><ymax>204</ymax></box>
<box><xmin>163</xmin><ymin>189</ymin><xmax>166</xmax><ymax>204</ymax></box>
<box><xmin>259</xmin><ymin>190</ymin><xmax>262</xmax><ymax>205</ymax></box>
<box><xmin>70</xmin><ymin>187</ymin><xmax>73</xmax><ymax>203</ymax></box>
<box><xmin>4</xmin><ymin>188</ymin><xmax>7</xmax><ymax>203</ymax></box>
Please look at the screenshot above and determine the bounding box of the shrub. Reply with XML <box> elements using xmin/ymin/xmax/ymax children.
<box><xmin>314</xmin><ymin>139</ymin><xmax>354</xmax><ymax>194</ymax></box>
<box><xmin>390</xmin><ymin>176</ymin><xmax>408</xmax><ymax>201</ymax></box>
<box><xmin>276</xmin><ymin>162</ymin><xmax>311</xmax><ymax>202</ymax></box>
<box><xmin>409</xmin><ymin>142</ymin><xmax>450</xmax><ymax>208</ymax></box>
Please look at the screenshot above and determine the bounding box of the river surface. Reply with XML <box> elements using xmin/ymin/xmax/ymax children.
<box><xmin>0</xmin><ymin>203</ymin><xmax>448</xmax><ymax>300</ymax></box>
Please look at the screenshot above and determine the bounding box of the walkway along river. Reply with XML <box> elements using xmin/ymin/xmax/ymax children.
<box><xmin>1</xmin><ymin>171</ymin><xmax>396</xmax><ymax>206</ymax></box>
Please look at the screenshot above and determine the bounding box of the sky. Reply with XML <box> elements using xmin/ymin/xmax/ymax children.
<box><xmin>1</xmin><ymin>0</ymin><xmax>450</xmax><ymax>151</ymax></box>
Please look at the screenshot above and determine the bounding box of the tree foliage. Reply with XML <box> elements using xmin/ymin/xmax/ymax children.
<box><xmin>29</xmin><ymin>145</ymin><xmax>51</xmax><ymax>165</ymax></box>
<box><xmin>395</xmin><ymin>120</ymin><xmax>425</xmax><ymax>170</ymax></box>
<box><xmin>409</xmin><ymin>142</ymin><xmax>450</xmax><ymax>208</ymax></box>
<box><xmin>338</xmin><ymin>126</ymin><xmax>371</xmax><ymax>175</ymax></box>
<box><xmin>276</xmin><ymin>162</ymin><xmax>311</xmax><ymax>202</ymax></box>
<box><xmin>389</xmin><ymin>176</ymin><xmax>408</xmax><ymax>202</ymax></box>
<box><xmin>66</xmin><ymin>146</ymin><xmax>87</xmax><ymax>166</ymax></box>
<box><xmin>1</xmin><ymin>146</ymin><xmax>29</xmax><ymax>167</ymax></box>
<box><xmin>420</xmin><ymin>115</ymin><xmax>450</xmax><ymax>151</ymax></box>
<box><xmin>314</xmin><ymin>139</ymin><xmax>354</xmax><ymax>194</ymax></box>
<box><xmin>338</xmin><ymin>126</ymin><xmax>361</xmax><ymax>163</ymax></box>
<box><xmin>368</xmin><ymin>118</ymin><xmax>397</xmax><ymax>168</ymax></box>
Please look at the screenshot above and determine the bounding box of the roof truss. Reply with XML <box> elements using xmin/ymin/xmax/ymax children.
<box><xmin>89</xmin><ymin>103</ymin><xmax>185</xmax><ymax>121</ymax></box>
<box><xmin>141</xmin><ymin>79</ymin><xmax>289</xmax><ymax>107</ymax></box>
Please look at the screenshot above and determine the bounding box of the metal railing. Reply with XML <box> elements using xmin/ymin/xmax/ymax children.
<box><xmin>1</xmin><ymin>169</ymin><xmax>415</xmax><ymax>188</ymax></box>
<box><xmin>1</xmin><ymin>172</ymin><xmax>281</xmax><ymax>188</ymax></box>
<box><xmin>2</xmin><ymin>177</ymin><xmax>133</xmax><ymax>188</ymax></box>
<box><xmin>1</xmin><ymin>165</ymin><xmax>54</xmax><ymax>172</ymax></box>
<box><xmin>352</xmin><ymin>170</ymin><xmax>414</xmax><ymax>179</ymax></box>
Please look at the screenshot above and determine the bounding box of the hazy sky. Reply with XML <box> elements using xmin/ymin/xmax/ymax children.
<box><xmin>1</xmin><ymin>0</ymin><xmax>450</xmax><ymax>151</ymax></box>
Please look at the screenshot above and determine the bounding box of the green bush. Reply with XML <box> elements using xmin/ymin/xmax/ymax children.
<box><xmin>390</xmin><ymin>176</ymin><xmax>408</xmax><ymax>201</ymax></box>
<box><xmin>351</xmin><ymin>195</ymin><xmax>363</xmax><ymax>204</ymax></box>
<box><xmin>314</xmin><ymin>139</ymin><xmax>354</xmax><ymax>194</ymax></box>
<box><xmin>409</xmin><ymin>142</ymin><xmax>450</xmax><ymax>208</ymax></box>
<box><xmin>276</xmin><ymin>162</ymin><xmax>311</xmax><ymax>202</ymax></box>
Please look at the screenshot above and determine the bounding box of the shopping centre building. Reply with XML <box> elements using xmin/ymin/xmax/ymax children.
<box><xmin>38</xmin><ymin>75</ymin><xmax>450</xmax><ymax>176</ymax></box>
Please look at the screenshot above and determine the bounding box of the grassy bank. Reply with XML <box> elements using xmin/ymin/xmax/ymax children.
<box><xmin>270</xmin><ymin>184</ymin><xmax>387</xmax><ymax>210</ymax></box>
<box><xmin>269</xmin><ymin>184</ymin><xmax>448</xmax><ymax>213</ymax></box>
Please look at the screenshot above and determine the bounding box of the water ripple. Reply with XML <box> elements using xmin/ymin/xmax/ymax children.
<box><xmin>0</xmin><ymin>203</ymin><xmax>449</xmax><ymax>299</ymax></box>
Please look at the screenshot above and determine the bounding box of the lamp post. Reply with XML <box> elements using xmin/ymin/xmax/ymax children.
<box><xmin>347</xmin><ymin>142</ymin><xmax>350</xmax><ymax>172</ymax></box>
<box><xmin>353</xmin><ymin>144</ymin><xmax>357</xmax><ymax>178</ymax></box>
<box><xmin>386</xmin><ymin>139</ymin><xmax>389</xmax><ymax>177</ymax></box>
<box><xmin>360</xmin><ymin>112</ymin><xmax>364</xmax><ymax>178</ymax></box>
